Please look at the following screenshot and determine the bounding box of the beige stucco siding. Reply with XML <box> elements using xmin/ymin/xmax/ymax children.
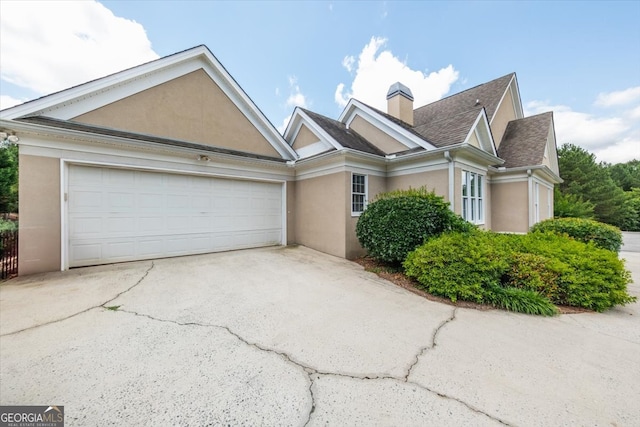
<box><xmin>345</xmin><ymin>174</ymin><xmax>386</xmax><ymax>259</ymax></box>
<box><xmin>349</xmin><ymin>115</ymin><xmax>408</xmax><ymax>154</ymax></box>
<box><xmin>18</xmin><ymin>155</ymin><xmax>61</xmax><ymax>275</ymax></box>
<box><xmin>387</xmin><ymin>169</ymin><xmax>449</xmax><ymax>201</ymax></box>
<box><xmin>294</xmin><ymin>172</ymin><xmax>346</xmax><ymax>258</ymax></box>
<box><xmin>292</xmin><ymin>124</ymin><xmax>320</xmax><ymax>150</ymax></box>
<box><xmin>286</xmin><ymin>180</ymin><xmax>296</xmax><ymax>244</ymax></box>
<box><xmin>387</xmin><ymin>96</ymin><xmax>413</xmax><ymax>125</ymax></box>
<box><xmin>491</xmin><ymin>88</ymin><xmax>517</xmax><ymax>147</ymax></box>
<box><xmin>491</xmin><ymin>181</ymin><xmax>529</xmax><ymax>233</ymax></box>
<box><xmin>72</xmin><ymin>69</ymin><xmax>281</xmax><ymax>158</ymax></box>
<box><xmin>467</xmin><ymin>131</ymin><xmax>480</xmax><ymax>148</ymax></box>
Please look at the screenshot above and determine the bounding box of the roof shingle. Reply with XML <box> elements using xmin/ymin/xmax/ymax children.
<box><xmin>497</xmin><ymin>112</ymin><xmax>552</xmax><ymax>168</ymax></box>
<box><xmin>413</xmin><ymin>73</ymin><xmax>514</xmax><ymax>128</ymax></box>
<box><xmin>300</xmin><ymin>109</ymin><xmax>386</xmax><ymax>156</ymax></box>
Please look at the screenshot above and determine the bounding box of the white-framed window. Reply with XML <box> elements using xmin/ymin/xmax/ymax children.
<box><xmin>534</xmin><ymin>182</ymin><xmax>540</xmax><ymax>223</ymax></box>
<box><xmin>462</xmin><ymin>170</ymin><xmax>484</xmax><ymax>224</ymax></box>
<box><xmin>351</xmin><ymin>173</ymin><xmax>367</xmax><ymax>216</ymax></box>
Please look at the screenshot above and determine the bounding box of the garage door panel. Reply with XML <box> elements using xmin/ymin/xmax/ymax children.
<box><xmin>68</xmin><ymin>165</ymin><xmax>283</xmax><ymax>267</ymax></box>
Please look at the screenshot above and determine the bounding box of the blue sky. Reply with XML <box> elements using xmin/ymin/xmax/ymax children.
<box><xmin>1</xmin><ymin>1</ymin><xmax>638</xmax><ymax>163</ymax></box>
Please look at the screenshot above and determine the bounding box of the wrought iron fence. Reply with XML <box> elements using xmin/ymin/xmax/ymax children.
<box><xmin>1</xmin><ymin>230</ymin><xmax>18</xmax><ymax>280</ymax></box>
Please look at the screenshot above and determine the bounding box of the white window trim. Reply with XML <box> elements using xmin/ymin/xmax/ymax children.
<box><xmin>462</xmin><ymin>170</ymin><xmax>485</xmax><ymax>225</ymax></box>
<box><xmin>351</xmin><ymin>173</ymin><xmax>368</xmax><ymax>216</ymax></box>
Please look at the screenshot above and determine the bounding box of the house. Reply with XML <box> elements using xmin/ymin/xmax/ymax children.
<box><xmin>0</xmin><ymin>45</ymin><xmax>561</xmax><ymax>275</ymax></box>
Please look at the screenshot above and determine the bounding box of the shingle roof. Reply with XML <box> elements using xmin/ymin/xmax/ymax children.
<box><xmin>300</xmin><ymin>109</ymin><xmax>386</xmax><ymax>156</ymax></box>
<box><xmin>18</xmin><ymin>116</ymin><xmax>288</xmax><ymax>162</ymax></box>
<box><xmin>413</xmin><ymin>73</ymin><xmax>514</xmax><ymax>127</ymax></box>
<box><xmin>413</xmin><ymin>106</ymin><xmax>483</xmax><ymax>148</ymax></box>
<box><xmin>497</xmin><ymin>112</ymin><xmax>552</xmax><ymax>168</ymax></box>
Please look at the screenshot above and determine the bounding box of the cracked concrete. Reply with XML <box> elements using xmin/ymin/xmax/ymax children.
<box><xmin>2</xmin><ymin>242</ymin><xmax>640</xmax><ymax>426</ymax></box>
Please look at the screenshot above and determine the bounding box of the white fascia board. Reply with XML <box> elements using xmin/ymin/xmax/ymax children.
<box><xmin>296</xmin><ymin>110</ymin><xmax>344</xmax><ymax>151</ymax></box>
<box><xmin>1</xmin><ymin>45</ymin><xmax>297</xmax><ymax>161</ymax></box>
<box><xmin>338</xmin><ymin>99</ymin><xmax>435</xmax><ymax>150</ymax></box>
<box><xmin>198</xmin><ymin>49</ymin><xmax>297</xmax><ymax>160</ymax></box>
<box><xmin>456</xmin><ymin>144</ymin><xmax>503</xmax><ymax>167</ymax></box>
<box><xmin>490</xmin><ymin>74</ymin><xmax>524</xmax><ymax>124</ymax></box>
<box><xmin>0</xmin><ymin>47</ymin><xmax>208</xmax><ymax>120</ymax></box>
<box><xmin>462</xmin><ymin>110</ymin><xmax>497</xmax><ymax>157</ymax></box>
<box><xmin>491</xmin><ymin>165</ymin><xmax>562</xmax><ymax>184</ymax></box>
<box><xmin>4</xmin><ymin>119</ymin><xmax>292</xmax><ymax>176</ymax></box>
<box><xmin>294</xmin><ymin>150</ymin><xmax>386</xmax><ymax>181</ymax></box>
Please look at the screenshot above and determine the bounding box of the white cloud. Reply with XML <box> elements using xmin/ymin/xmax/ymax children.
<box><xmin>277</xmin><ymin>75</ymin><xmax>309</xmax><ymax>134</ymax></box>
<box><xmin>335</xmin><ymin>37</ymin><xmax>459</xmax><ymax>110</ymax></box>
<box><xmin>0</xmin><ymin>0</ymin><xmax>158</xmax><ymax>96</ymax></box>
<box><xmin>525</xmin><ymin>99</ymin><xmax>640</xmax><ymax>163</ymax></box>
<box><xmin>595</xmin><ymin>86</ymin><xmax>640</xmax><ymax>108</ymax></box>
<box><xmin>276</xmin><ymin>114</ymin><xmax>292</xmax><ymax>135</ymax></box>
<box><xmin>0</xmin><ymin>95</ymin><xmax>25</xmax><ymax>110</ymax></box>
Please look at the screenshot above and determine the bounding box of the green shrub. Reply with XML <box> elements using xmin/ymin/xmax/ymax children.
<box><xmin>530</xmin><ymin>217</ymin><xmax>622</xmax><ymax>252</ymax></box>
<box><xmin>356</xmin><ymin>187</ymin><xmax>474</xmax><ymax>264</ymax></box>
<box><xmin>0</xmin><ymin>219</ymin><xmax>17</xmax><ymax>232</ymax></box>
<box><xmin>404</xmin><ymin>231</ymin><xmax>635</xmax><ymax>314</ymax></box>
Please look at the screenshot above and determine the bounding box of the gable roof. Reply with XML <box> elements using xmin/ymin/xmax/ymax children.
<box><xmin>413</xmin><ymin>73</ymin><xmax>515</xmax><ymax>128</ymax></box>
<box><xmin>0</xmin><ymin>45</ymin><xmax>297</xmax><ymax>160</ymax></box>
<box><xmin>413</xmin><ymin>106</ymin><xmax>485</xmax><ymax>148</ymax></box>
<box><xmin>497</xmin><ymin>112</ymin><xmax>553</xmax><ymax>168</ymax></box>
<box><xmin>301</xmin><ymin>109</ymin><xmax>385</xmax><ymax>156</ymax></box>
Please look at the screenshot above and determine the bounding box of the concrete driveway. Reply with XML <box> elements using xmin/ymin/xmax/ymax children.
<box><xmin>1</xmin><ymin>239</ymin><xmax>639</xmax><ymax>426</ymax></box>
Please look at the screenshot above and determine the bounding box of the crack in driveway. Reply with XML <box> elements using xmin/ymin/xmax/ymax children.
<box><xmin>0</xmin><ymin>262</ymin><xmax>154</xmax><ymax>337</ymax></box>
<box><xmin>116</xmin><ymin>306</ymin><xmax>511</xmax><ymax>426</ymax></box>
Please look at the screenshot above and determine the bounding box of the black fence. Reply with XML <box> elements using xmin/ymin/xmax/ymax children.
<box><xmin>1</xmin><ymin>230</ymin><xmax>18</xmax><ymax>280</ymax></box>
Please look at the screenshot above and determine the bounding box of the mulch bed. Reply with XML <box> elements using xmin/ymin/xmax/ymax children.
<box><xmin>353</xmin><ymin>256</ymin><xmax>591</xmax><ymax>315</ymax></box>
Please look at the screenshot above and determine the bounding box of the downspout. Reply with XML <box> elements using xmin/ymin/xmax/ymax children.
<box><xmin>527</xmin><ymin>169</ymin><xmax>533</xmax><ymax>228</ymax></box>
<box><xmin>445</xmin><ymin>151</ymin><xmax>454</xmax><ymax>212</ymax></box>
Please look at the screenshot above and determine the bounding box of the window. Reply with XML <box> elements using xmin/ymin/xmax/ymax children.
<box><xmin>352</xmin><ymin>174</ymin><xmax>367</xmax><ymax>215</ymax></box>
<box><xmin>462</xmin><ymin>171</ymin><xmax>484</xmax><ymax>224</ymax></box>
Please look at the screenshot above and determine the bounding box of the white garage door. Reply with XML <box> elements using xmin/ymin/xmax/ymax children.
<box><xmin>68</xmin><ymin>165</ymin><xmax>283</xmax><ymax>267</ymax></box>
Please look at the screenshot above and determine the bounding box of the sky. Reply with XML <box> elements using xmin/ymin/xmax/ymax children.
<box><xmin>1</xmin><ymin>0</ymin><xmax>639</xmax><ymax>164</ymax></box>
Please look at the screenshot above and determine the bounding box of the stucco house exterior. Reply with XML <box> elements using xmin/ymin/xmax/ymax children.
<box><xmin>0</xmin><ymin>45</ymin><xmax>561</xmax><ymax>275</ymax></box>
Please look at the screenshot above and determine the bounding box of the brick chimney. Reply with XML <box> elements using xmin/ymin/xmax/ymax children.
<box><xmin>386</xmin><ymin>82</ymin><xmax>414</xmax><ymax>125</ymax></box>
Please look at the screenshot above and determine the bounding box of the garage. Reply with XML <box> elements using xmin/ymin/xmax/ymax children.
<box><xmin>67</xmin><ymin>164</ymin><xmax>283</xmax><ymax>267</ymax></box>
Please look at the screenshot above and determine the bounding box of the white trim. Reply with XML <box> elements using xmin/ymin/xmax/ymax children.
<box><xmin>527</xmin><ymin>169</ymin><xmax>534</xmax><ymax>227</ymax></box>
<box><xmin>60</xmin><ymin>159</ymin><xmax>68</xmax><ymax>270</ymax></box>
<box><xmin>463</xmin><ymin>110</ymin><xmax>497</xmax><ymax>157</ymax></box>
<box><xmin>338</xmin><ymin>100</ymin><xmax>436</xmax><ymax>150</ymax></box>
<box><xmin>282</xmin><ymin>181</ymin><xmax>288</xmax><ymax>245</ymax></box>
<box><xmin>351</xmin><ymin>173</ymin><xmax>368</xmax><ymax>217</ymax></box>
<box><xmin>490</xmin><ymin>75</ymin><xmax>524</xmax><ymax>124</ymax></box>
<box><xmin>60</xmin><ymin>158</ymin><xmax>288</xmax><ymax>269</ymax></box>
<box><xmin>1</xmin><ymin>46</ymin><xmax>297</xmax><ymax>160</ymax></box>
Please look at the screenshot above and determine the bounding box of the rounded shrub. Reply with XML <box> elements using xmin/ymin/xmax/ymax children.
<box><xmin>404</xmin><ymin>231</ymin><xmax>635</xmax><ymax>314</ymax></box>
<box><xmin>530</xmin><ymin>217</ymin><xmax>622</xmax><ymax>252</ymax></box>
<box><xmin>356</xmin><ymin>187</ymin><xmax>474</xmax><ymax>264</ymax></box>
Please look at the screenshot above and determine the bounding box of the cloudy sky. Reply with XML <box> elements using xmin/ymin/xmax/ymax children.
<box><xmin>1</xmin><ymin>0</ymin><xmax>638</xmax><ymax>163</ymax></box>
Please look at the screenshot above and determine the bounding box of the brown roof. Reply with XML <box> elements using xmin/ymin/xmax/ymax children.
<box><xmin>300</xmin><ymin>109</ymin><xmax>385</xmax><ymax>156</ymax></box>
<box><xmin>18</xmin><ymin>116</ymin><xmax>288</xmax><ymax>162</ymax></box>
<box><xmin>413</xmin><ymin>106</ymin><xmax>483</xmax><ymax>148</ymax></box>
<box><xmin>413</xmin><ymin>73</ymin><xmax>514</xmax><ymax>128</ymax></box>
<box><xmin>497</xmin><ymin>112</ymin><xmax>552</xmax><ymax>168</ymax></box>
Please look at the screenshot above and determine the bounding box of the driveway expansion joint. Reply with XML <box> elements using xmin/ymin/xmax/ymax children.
<box><xmin>0</xmin><ymin>262</ymin><xmax>155</xmax><ymax>337</ymax></box>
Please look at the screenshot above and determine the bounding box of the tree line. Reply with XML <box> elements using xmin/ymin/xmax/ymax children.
<box><xmin>555</xmin><ymin>144</ymin><xmax>640</xmax><ymax>231</ymax></box>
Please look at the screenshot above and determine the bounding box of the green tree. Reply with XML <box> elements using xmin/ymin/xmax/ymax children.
<box><xmin>553</xmin><ymin>188</ymin><xmax>594</xmax><ymax>219</ymax></box>
<box><xmin>607</xmin><ymin>160</ymin><xmax>640</xmax><ymax>191</ymax></box>
<box><xmin>557</xmin><ymin>144</ymin><xmax>630</xmax><ymax>227</ymax></box>
<box><xmin>0</xmin><ymin>145</ymin><xmax>18</xmax><ymax>213</ymax></box>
